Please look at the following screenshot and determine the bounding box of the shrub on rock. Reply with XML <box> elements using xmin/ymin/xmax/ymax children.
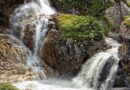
<box><xmin>57</xmin><ymin>14</ymin><xmax>104</xmax><ymax>41</ymax></box>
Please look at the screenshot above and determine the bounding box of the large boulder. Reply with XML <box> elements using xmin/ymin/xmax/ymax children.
<box><xmin>0</xmin><ymin>34</ymin><xmax>35</xmax><ymax>83</ymax></box>
<box><xmin>40</xmin><ymin>15</ymin><xmax>108</xmax><ymax>76</ymax></box>
<box><xmin>105</xmin><ymin>1</ymin><xmax>130</xmax><ymax>25</ymax></box>
<box><xmin>98</xmin><ymin>56</ymin><xmax>118</xmax><ymax>89</ymax></box>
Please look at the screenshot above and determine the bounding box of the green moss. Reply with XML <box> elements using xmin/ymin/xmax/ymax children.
<box><xmin>110</xmin><ymin>23</ymin><xmax>120</xmax><ymax>32</ymax></box>
<box><xmin>0</xmin><ymin>83</ymin><xmax>19</xmax><ymax>90</ymax></box>
<box><xmin>57</xmin><ymin>0</ymin><xmax>89</xmax><ymax>14</ymax></box>
<box><xmin>57</xmin><ymin>0</ymin><xmax>114</xmax><ymax>16</ymax></box>
<box><xmin>96</xmin><ymin>15</ymin><xmax>120</xmax><ymax>32</ymax></box>
<box><xmin>57</xmin><ymin>14</ymin><xmax>104</xmax><ymax>41</ymax></box>
<box><xmin>91</xmin><ymin>0</ymin><xmax>113</xmax><ymax>16</ymax></box>
<box><xmin>123</xmin><ymin>16</ymin><xmax>130</xmax><ymax>28</ymax></box>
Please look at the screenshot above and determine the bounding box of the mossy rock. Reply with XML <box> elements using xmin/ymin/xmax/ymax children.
<box><xmin>123</xmin><ymin>16</ymin><xmax>130</xmax><ymax>28</ymax></box>
<box><xmin>0</xmin><ymin>83</ymin><xmax>19</xmax><ymax>90</ymax></box>
<box><xmin>57</xmin><ymin>14</ymin><xmax>104</xmax><ymax>41</ymax></box>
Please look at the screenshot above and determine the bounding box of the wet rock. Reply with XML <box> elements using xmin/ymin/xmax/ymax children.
<box><xmin>98</xmin><ymin>56</ymin><xmax>117</xmax><ymax>89</ymax></box>
<box><xmin>115</xmin><ymin>19</ymin><xmax>130</xmax><ymax>87</ymax></box>
<box><xmin>10</xmin><ymin>6</ymin><xmax>46</xmax><ymax>51</ymax></box>
<box><xmin>40</xmin><ymin>18</ymin><xmax>108</xmax><ymax>77</ymax></box>
<box><xmin>108</xmin><ymin>32</ymin><xmax>121</xmax><ymax>43</ymax></box>
<box><xmin>114</xmin><ymin>60</ymin><xmax>130</xmax><ymax>87</ymax></box>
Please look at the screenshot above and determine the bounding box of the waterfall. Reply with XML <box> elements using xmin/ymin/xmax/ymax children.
<box><xmin>32</xmin><ymin>0</ymin><xmax>55</xmax><ymax>15</ymax></box>
<box><xmin>10</xmin><ymin>0</ymin><xmax>56</xmax><ymax>79</ymax></box>
<box><xmin>73</xmin><ymin>37</ymin><xmax>120</xmax><ymax>90</ymax></box>
<box><xmin>9</xmin><ymin>0</ymin><xmax>121</xmax><ymax>89</ymax></box>
<box><xmin>14</xmin><ymin>37</ymin><xmax>120</xmax><ymax>90</ymax></box>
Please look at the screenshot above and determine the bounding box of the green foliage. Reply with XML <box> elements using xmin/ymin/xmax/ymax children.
<box><xmin>58</xmin><ymin>0</ymin><xmax>89</xmax><ymax>14</ymax></box>
<box><xmin>91</xmin><ymin>0</ymin><xmax>104</xmax><ymax>16</ymax></box>
<box><xmin>91</xmin><ymin>0</ymin><xmax>113</xmax><ymax>16</ymax></box>
<box><xmin>123</xmin><ymin>16</ymin><xmax>130</xmax><ymax>28</ymax></box>
<box><xmin>96</xmin><ymin>16</ymin><xmax>120</xmax><ymax>32</ymax></box>
<box><xmin>0</xmin><ymin>83</ymin><xmax>19</xmax><ymax>90</ymax></box>
<box><xmin>57</xmin><ymin>14</ymin><xmax>104</xmax><ymax>41</ymax></box>
<box><xmin>57</xmin><ymin>0</ymin><xmax>113</xmax><ymax>16</ymax></box>
<box><xmin>110</xmin><ymin>23</ymin><xmax>120</xmax><ymax>32</ymax></box>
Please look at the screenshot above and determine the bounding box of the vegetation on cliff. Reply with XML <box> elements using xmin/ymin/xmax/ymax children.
<box><xmin>0</xmin><ymin>83</ymin><xmax>18</xmax><ymax>90</ymax></box>
<box><xmin>57</xmin><ymin>0</ymin><xmax>113</xmax><ymax>16</ymax></box>
<box><xmin>57</xmin><ymin>14</ymin><xmax>104</xmax><ymax>41</ymax></box>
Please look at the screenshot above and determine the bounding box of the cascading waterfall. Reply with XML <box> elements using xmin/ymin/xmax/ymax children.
<box><xmin>14</xmin><ymin>37</ymin><xmax>120</xmax><ymax>90</ymax></box>
<box><xmin>33</xmin><ymin>0</ymin><xmax>55</xmax><ymax>15</ymax></box>
<box><xmin>9</xmin><ymin>0</ymin><xmax>121</xmax><ymax>89</ymax></box>
<box><xmin>10</xmin><ymin>0</ymin><xmax>56</xmax><ymax>79</ymax></box>
<box><xmin>27</xmin><ymin>16</ymin><xmax>49</xmax><ymax>78</ymax></box>
<box><xmin>73</xmin><ymin>37</ymin><xmax>120</xmax><ymax>90</ymax></box>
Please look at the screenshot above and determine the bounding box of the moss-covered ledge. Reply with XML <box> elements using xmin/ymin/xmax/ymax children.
<box><xmin>0</xmin><ymin>83</ymin><xmax>19</xmax><ymax>90</ymax></box>
<box><xmin>56</xmin><ymin>13</ymin><xmax>104</xmax><ymax>41</ymax></box>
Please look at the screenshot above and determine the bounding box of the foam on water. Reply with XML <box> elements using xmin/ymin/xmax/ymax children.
<box><xmin>14</xmin><ymin>80</ymin><xmax>94</xmax><ymax>90</ymax></box>
<box><xmin>73</xmin><ymin>37</ymin><xmax>120</xmax><ymax>90</ymax></box>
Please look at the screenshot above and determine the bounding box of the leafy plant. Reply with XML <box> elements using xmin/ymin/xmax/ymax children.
<box><xmin>57</xmin><ymin>14</ymin><xmax>104</xmax><ymax>41</ymax></box>
<box><xmin>57</xmin><ymin>0</ymin><xmax>89</xmax><ymax>14</ymax></box>
<box><xmin>57</xmin><ymin>0</ymin><xmax>113</xmax><ymax>16</ymax></box>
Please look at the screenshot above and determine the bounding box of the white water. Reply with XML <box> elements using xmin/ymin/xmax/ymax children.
<box><xmin>14</xmin><ymin>37</ymin><xmax>120</xmax><ymax>90</ymax></box>
<box><xmin>73</xmin><ymin>37</ymin><xmax>120</xmax><ymax>90</ymax></box>
<box><xmin>10</xmin><ymin>0</ymin><xmax>121</xmax><ymax>89</ymax></box>
<box><xmin>33</xmin><ymin>0</ymin><xmax>56</xmax><ymax>15</ymax></box>
<box><xmin>10</xmin><ymin>0</ymin><xmax>56</xmax><ymax>79</ymax></box>
<box><xmin>14</xmin><ymin>80</ymin><xmax>93</xmax><ymax>90</ymax></box>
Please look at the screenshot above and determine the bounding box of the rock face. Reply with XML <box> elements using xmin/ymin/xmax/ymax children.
<box><xmin>0</xmin><ymin>34</ymin><xmax>35</xmax><ymax>83</ymax></box>
<box><xmin>40</xmin><ymin>16</ymin><xmax>108</xmax><ymax>77</ymax></box>
<box><xmin>0</xmin><ymin>0</ymin><xmax>25</xmax><ymax>26</ymax></box>
<box><xmin>98</xmin><ymin>56</ymin><xmax>117</xmax><ymax>89</ymax></box>
<box><xmin>115</xmin><ymin>20</ymin><xmax>130</xmax><ymax>87</ymax></box>
<box><xmin>105</xmin><ymin>1</ymin><xmax>130</xmax><ymax>25</ymax></box>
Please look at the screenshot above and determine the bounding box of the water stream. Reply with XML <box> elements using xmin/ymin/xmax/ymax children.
<box><xmin>73</xmin><ymin>37</ymin><xmax>120</xmax><ymax>90</ymax></box>
<box><xmin>10</xmin><ymin>0</ymin><xmax>121</xmax><ymax>90</ymax></box>
<box><xmin>10</xmin><ymin>0</ymin><xmax>56</xmax><ymax>79</ymax></box>
<box><xmin>14</xmin><ymin>37</ymin><xmax>120</xmax><ymax>90</ymax></box>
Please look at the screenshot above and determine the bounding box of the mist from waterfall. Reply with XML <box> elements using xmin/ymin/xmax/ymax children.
<box><xmin>10</xmin><ymin>0</ymin><xmax>56</xmax><ymax>79</ymax></box>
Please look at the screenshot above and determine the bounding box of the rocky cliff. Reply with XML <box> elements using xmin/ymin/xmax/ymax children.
<box><xmin>0</xmin><ymin>0</ymin><xmax>25</xmax><ymax>26</ymax></box>
<box><xmin>0</xmin><ymin>34</ymin><xmax>35</xmax><ymax>83</ymax></box>
<box><xmin>41</xmin><ymin>28</ymin><xmax>108</xmax><ymax>76</ymax></box>
<box><xmin>115</xmin><ymin>17</ymin><xmax>130</xmax><ymax>87</ymax></box>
